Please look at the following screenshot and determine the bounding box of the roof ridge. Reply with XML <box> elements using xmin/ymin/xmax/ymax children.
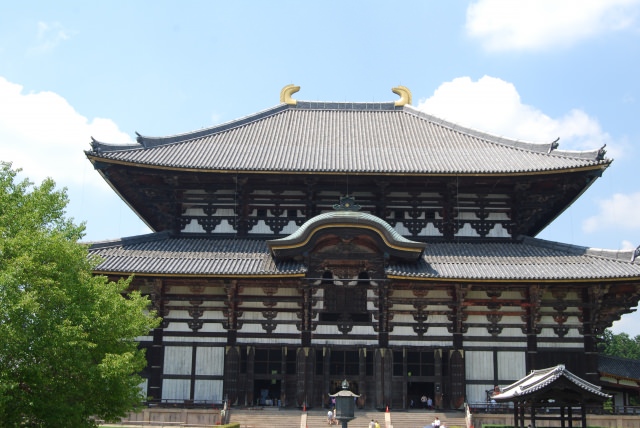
<box><xmin>520</xmin><ymin>235</ymin><xmax>639</xmax><ymax>263</ymax></box>
<box><xmin>86</xmin><ymin>230</ymin><xmax>172</xmax><ymax>249</ymax></box>
<box><xmin>401</xmin><ymin>105</ymin><xmax>605</xmax><ymax>161</ymax></box>
<box><xmin>103</xmin><ymin>104</ymin><xmax>291</xmax><ymax>152</ymax></box>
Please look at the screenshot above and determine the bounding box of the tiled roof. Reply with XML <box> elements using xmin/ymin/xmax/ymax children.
<box><xmin>598</xmin><ymin>355</ymin><xmax>640</xmax><ymax>381</ymax></box>
<box><xmin>493</xmin><ymin>364</ymin><xmax>610</xmax><ymax>401</ymax></box>
<box><xmin>87</xmin><ymin>101</ymin><xmax>609</xmax><ymax>175</ymax></box>
<box><xmin>88</xmin><ymin>232</ymin><xmax>305</xmax><ymax>276</ymax></box>
<box><xmin>387</xmin><ymin>236</ymin><xmax>640</xmax><ymax>281</ymax></box>
<box><xmin>87</xmin><ymin>233</ymin><xmax>640</xmax><ymax>280</ymax></box>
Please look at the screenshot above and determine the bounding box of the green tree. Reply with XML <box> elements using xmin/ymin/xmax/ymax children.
<box><xmin>598</xmin><ymin>329</ymin><xmax>640</xmax><ymax>360</ymax></box>
<box><xmin>0</xmin><ymin>162</ymin><xmax>160</xmax><ymax>427</ymax></box>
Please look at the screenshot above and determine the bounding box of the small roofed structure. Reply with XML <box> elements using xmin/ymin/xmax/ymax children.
<box><xmin>492</xmin><ymin>364</ymin><xmax>611</xmax><ymax>428</ymax></box>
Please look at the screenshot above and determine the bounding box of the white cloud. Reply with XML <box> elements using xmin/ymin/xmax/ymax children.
<box><xmin>415</xmin><ymin>75</ymin><xmax>611</xmax><ymax>152</ymax></box>
<box><xmin>583</xmin><ymin>192</ymin><xmax>640</xmax><ymax>233</ymax></box>
<box><xmin>0</xmin><ymin>76</ymin><xmax>149</xmax><ymax>241</ymax></box>
<box><xmin>466</xmin><ymin>0</ymin><xmax>640</xmax><ymax>52</ymax></box>
<box><xmin>0</xmin><ymin>76</ymin><xmax>133</xmax><ymax>186</ymax></box>
<box><xmin>30</xmin><ymin>21</ymin><xmax>73</xmax><ymax>54</ymax></box>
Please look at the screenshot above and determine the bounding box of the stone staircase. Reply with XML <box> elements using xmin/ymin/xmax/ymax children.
<box><xmin>229</xmin><ymin>408</ymin><xmax>467</xmax><ymax>428</ymax></box>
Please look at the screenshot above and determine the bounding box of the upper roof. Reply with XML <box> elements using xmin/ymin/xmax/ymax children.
<box><xmin>86</xmin><ymin>90</ymin><xmax>610</xmax><ymax>176</ymax></box>
<box><xmin>88</xmin><ymin>233</ymin><xmax>640</xmax><ymax>281</ymax></box>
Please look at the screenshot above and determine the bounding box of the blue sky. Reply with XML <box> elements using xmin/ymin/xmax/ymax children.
<box><xmin>2</xmin><ymin>0</ymin><xmax>640</xmax><ymax>334</ymax></box>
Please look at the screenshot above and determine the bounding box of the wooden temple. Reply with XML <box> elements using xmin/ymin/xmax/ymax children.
<box><xmin>85</xmin><ymin>85</ymin><xmax>640</xmax><ymax>410</ymax></box>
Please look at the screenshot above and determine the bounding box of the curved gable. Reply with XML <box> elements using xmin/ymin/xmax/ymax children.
<box><xmin>266</xmin><ymin>210</ymin><xmax>426</xmax><ymax>262</ymax></box>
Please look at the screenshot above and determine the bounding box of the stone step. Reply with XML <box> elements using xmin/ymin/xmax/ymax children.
<box><xmin>229</xmin><ymin>409</ymin><xmax>467</xmax><ymax>428</ymax></box>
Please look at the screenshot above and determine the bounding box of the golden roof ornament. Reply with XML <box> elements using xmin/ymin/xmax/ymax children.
<box><xmin>280</xmin><ymin>84</ymin><xmax>300</xmax><ymax>105</ymax></box>
<box><xmin>392</xmin><ymin>85</ymin><xmax>412</xmax><ymax>106</ymax></box>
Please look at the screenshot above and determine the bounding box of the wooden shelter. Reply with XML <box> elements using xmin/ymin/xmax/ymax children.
<box><xmin>492</xmin><ymin>364</ymin><xmax>611</xmax><ymax>427</ymax></box>
<box><xmin>84</xmin><ymin>86</ymin><xmax>640</xmax><ymax>410</ymax></box>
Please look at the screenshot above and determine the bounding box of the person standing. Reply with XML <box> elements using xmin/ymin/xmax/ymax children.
<box><xmin>432</xmin><ymin>416</ymin><xmax>441</xmax><ymax>427</ymax></box>
<box><xmin>421</xmin><ymin>395</ymin><xmax>427</xmax><ymax>409</ymax></box>
<box><xmin>369</xmin><ymin>419</ymin><xmax>375</xmax><ymax>428</ymax></box>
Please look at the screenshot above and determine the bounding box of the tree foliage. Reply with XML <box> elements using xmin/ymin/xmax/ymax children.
<box><xmin>0</xmin><ymin>162</ymin><xmax>160</xmax><ymax>427</ymax></box>
<box><xmin>598</xmin><ymin>329</ymin><xmax>640</xmax><ymax>360</ymax></box>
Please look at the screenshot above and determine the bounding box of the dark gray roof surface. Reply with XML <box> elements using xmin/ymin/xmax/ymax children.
<box><xmin>87</xmin><ymin>101</ymin><xmax>609</xmax><ymax>175</ymax></box>
<box><xmin>387</xmin><ymin>236</ymin><xmax>640</xmax><ymax>281</ymax></box>
<box><xmin>87</xmin><ymin>233</ymin><xmax>640</xmax><ymax>280</ymax></box>
<box><xmin>598</xmin><ymin>355</ymin><xmax>640</xmax><ymax>380</ymax></box>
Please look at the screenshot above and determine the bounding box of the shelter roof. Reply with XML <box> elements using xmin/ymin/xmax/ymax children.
<box><xmin>88</xmin><ymin>233</ymin><xmax>640</xmax><ymax>280</ymax></box>
<box><xmin>86</xmin><ymin>99</ymin><xmax>609</xmax><ymax>176</ymax></box>
<box><xmin>492</xmin><ymin>364</ymin><xmax>610</xmax><ymax>402</ymax></box>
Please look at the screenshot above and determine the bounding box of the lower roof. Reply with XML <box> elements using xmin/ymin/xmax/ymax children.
<box><xmin>87</xmin><ymin>232</ymin><xmax>640</xmax><ymax>281</ymax></box>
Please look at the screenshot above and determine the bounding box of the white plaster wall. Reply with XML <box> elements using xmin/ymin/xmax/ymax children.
<box><xmin>194</xmin><ymin>380</ymin><xmax>224</xmax><ymax>402</ymax></box>
<box><xmin>486</xmin><ymin>223</ymin><xmax>510</xmax><ymax>238</ymax></box>
<box><xmin>466</xmin><ymin>351</ymin><xmax>494</xmax><ymax>381</ymax></box>
<box><xmin>212</xmin><ymin>220</ymin><xmax>235</xmax><ymax>233</ymax></box>
<box><xmin>164</xmin><ymin>346</ymin><xmax>192</xmax><ymax>375</ymax></box>
<box><xmin>248</xmin><ymin>220</ymin><xmax>272</xmax><ymax>234</ymax></box>
<box><xmin>455</xmin><ymin>223</ymin><xmax>480</xmax><ymax>237</ymax></box>
<box><xmin>486</xmin><ymin>212</ymin><xmax>509</xmax><ymax>220</ymax></box>
<box><xmin>498</xmin><ymin>351</ymin><xmax>525</xmax><ymax>381</ymax></box>
<box><xmin>165</xmin><ymin>322</ymin><xmax>194</xmax><ymax>332</ymax></box>
<box><xmin>237</xmin><ymin>336</ymin><xmax>301</xmax><ymax>345</ymax></box>
<box><xmin>162</xmin><ymin>379</ymin><xmax>190</xmax><ymax>401</ymax></box>
<box><xmin>313</xmin><ymin>324</ymin><xmax>376</xmax><ymax>337</ymax></box>
<box><xmin>195</xmin><ymin>347</ymin><xmax>224</xmax><ymax>376</ymax></box>
<box><xmin>391</xmin><ymin>313</ymin><xmax>414</xmax><ymax>323</ymax></box>
<box><xmin>182</xmin><ymin>219</ymin><xmax>206</xmax><ymax>233</ymax></box>
<box><xmin>467</xmin><ymin>384</ymin><xmax>492</xmax><ymax>405</ymax></box>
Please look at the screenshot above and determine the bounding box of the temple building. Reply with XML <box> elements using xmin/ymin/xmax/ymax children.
<box><xmin>85</xmin><ymin>85</ymin><xmax>640</xmax><ymax>410</ymax></box>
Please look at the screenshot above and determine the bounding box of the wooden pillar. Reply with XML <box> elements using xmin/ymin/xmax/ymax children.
<box><xmin>434</xmin><ymin>349</ymin><xmax>443</xmax><ymax>410</ymax></box>
<box><xmin>375</xmin><ymin>348</ymin><xmax>392</xmax><ymax>409</ymax></box>
<box><xmin>300</xmin><ymin>284</ymin><xmax>312</xmax><ymax>347</ymax></box>
<box><xmin>583</xmin><ymin>286</ymin><xmax>603</xmax><ymax>384</ymax></box>
<box><xmin>224</xmin><ymin>280</ymin><xmax>239</xmax><ymax>346</ymax></box>
<box><xmin>526</xmin><ymin>285</ymin><xmax>542</xmax><ymax>372</ymax></box>
<box><xmin>147</xmin><ymin>278</ymin><xmax>165</xmax><ymax>402</ymax></box>
<box><xmin>531</xmin><ymin>405</ymin><xmax>536</xmax><ymax>428</ymax></box>
<box><xmin>358</xmin><ymin>348</ymin><xmax>367</xmax><ymax>409</ymax></box>
<box><xmin>281</xmin><ymin>347</ymin><xmax>287</xmax><ymax>406</ymax></box>
<box><xmin>223</xmin><ymin>346</ymin><xmax>240</xmax><ymax>405</ymax></box>
<box><xmin>234</xmin><ymin>176</ymin><xmax>249</xmax><ymax>236</ymax></box>
<box><xmin>323</xmin><ymin>347</ymin><xmax>331</xmax><ymax>407</ymax></box>
<box><xmin>568</xmin><ymin>406</ymin><xmax>573</xmax><ymax>428</ymax></box>
<box><xmin>295</xmin><ymin>347</ymin><xmax>313</xmax><ymax>408</ymax></box>
<box><xmin>147</xmin><ymin>327</ymin><xmax>164</xmax><ymax>402</ymax></box>
<box><xmin>245</xmin><ymin>347</ymin><xmax>255</xmax><ymax>405</ymax></box>
<box><xmin>378</xmin><ymin>285</ymin><xmax>389</xmax><ymax>348</ymax></box>
<box><xmin>448</xmin><ymin>284</ymin><xmax>467</xmax><ymax>409</ymax></box>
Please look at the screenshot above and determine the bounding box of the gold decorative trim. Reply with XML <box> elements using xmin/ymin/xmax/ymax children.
<box><xmin>280</xmin><ymin>84</ymin><xmax>300</xmax><ymax>105</ymax></box>
<box><xmin>392</xmin><ymin>86</ymin><xmax>412</xmax><ymax>106</ymax></box>
<box><xmin>268</xmin><ymin>223</ymin><xmax>424</xmax><ymax>253</ymax></box>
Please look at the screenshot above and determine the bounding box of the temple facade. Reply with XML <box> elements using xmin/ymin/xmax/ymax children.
<box><xmin>85</xmin><ymin>85</ymin><xmax>640</xmax><ymax>410</ymax></box>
